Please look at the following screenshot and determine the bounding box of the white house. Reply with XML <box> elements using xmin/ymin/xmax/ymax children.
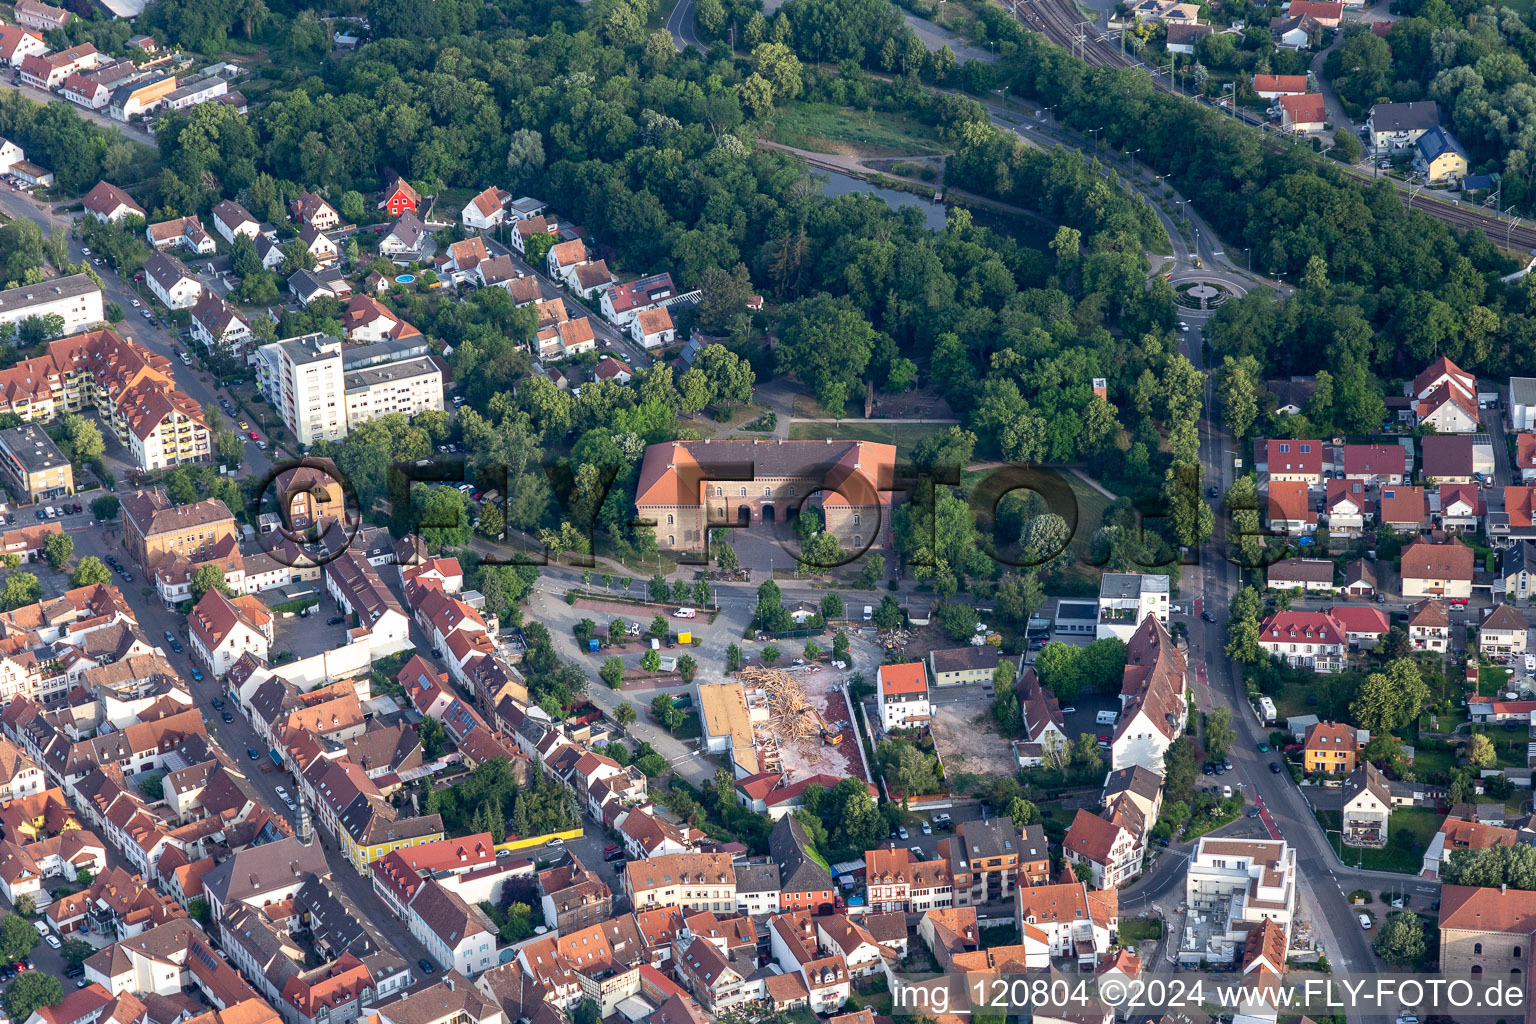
<box><xmin>461</xmin><ymin>186</ymin><xmax>510</xmax><ymax>231</ymax></box>
<box><xmin>0</xmin><ymin>138</ymin><xmax>25</xmax><ymax>175</ymax></box>
<box><xmin>81</xmin><ymin>181</ymin><xmax>145</xmax><ymax>224</ymax></box>
<box><xmin>189</xmin><ymin>291</ymin><xmax>251</xmax><ymax>358</ymax></box>
<box><xmin>877</xmin><ymin>662</ymin><xmax>931</xmax><ymax>731</ymax></box>
<box><xmin>631</xmin><ymin>307</ymin><xmax>676</xmax><ymax>349</ymax></box>
<box><xmin>188</xmin><ymin>589</ymin><xmax>273</xmax><ymax>677</ymax></box>
<box><xmin>1109</xmin><ymin>617</ymin><xmax>1188</xmax><ymax>773</ymax></box>
<box><xmin>407</xmin><ymin>878</ymin><xmax>497</xmax><ymax>977</ymax></box>
<box><xmin>298</xmin><ymin>224</ymin><xmax>338</xmax><ymax>266</ymax></box>
<box><xmin>1063</xmin><ymin>808</ymin><xmax>1142</xmax><ymax>889</ymax></box>
<box><xmin>143</xmin><ymin>252</ymin><xmax>202</xmax><ymax>310</ymax></box>
<box><xmin>210</xmin><ymin>199</ymin><xmax>259</xmax><ymax>245</ymax></box>
<box><xmin>1256</xmin><ymin>610</ymin><xmax>1346</xmax><ymax>673</ymax></box>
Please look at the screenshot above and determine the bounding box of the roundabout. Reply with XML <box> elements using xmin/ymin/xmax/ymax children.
<box><xmin>1174</xmin><ymin>279</ymin><xmax>1239</xmax><ymax>311</ymax></box>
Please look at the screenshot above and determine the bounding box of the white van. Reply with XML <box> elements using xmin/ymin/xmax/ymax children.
<box><xmin>863</xmin><ymin>605</ymin><xmax>873</xmax><ymax>621</ymax></box>
<box><xmin>1096</xmin><ymin>710</ymin><xmax>1119</xmax><ymax>726</ymax></box>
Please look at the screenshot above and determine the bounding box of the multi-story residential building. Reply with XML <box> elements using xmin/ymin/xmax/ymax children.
<box><xmin>941</xmin><ymin>818</ymin><xmax>1024</xmax><ymax>907</ymax></box>
<box><xmin>189</xmin><ymin>292</ymin><xmax>251</xmax><ymax>360</ymax></box>
<box><xmin>1259</xmin><ymin>438</ymin><xmax>1324</xmax><ymax>483</ymax></box>
<box><xmin>0</xmin><ymin>274</ymin><xmax>103</xmax><ymax>336</ymax></box>
<box><xmin>599</xmin><ymin>272</ymin><xmax>677</xmax><ymax>327</ymax></box>
<box><xmin>210</xmin><ymin>200</ymin><xmax>259</xmax><ymax>245</ymax></box>
<box><xmin>257</xmin><ymin>333</ymin><xmax>346</xmax><ymax>446</ymax></box>
<box><xmin>1368</xmin><ymin>100</ymin><xmax>1440</xmax><ymax>151</ymax></box>
<box><xmin>200</xmin><ymin>836</ymin><xmax>330</xmax><ymax>936</ymax></box>
<box><xmin>1181</xmin><ymin>838</ymin><xmax>1296</xmax><ymax>964</ymax></box>
<box><xmin>407</xmin><ymin>878</ymin><xmax>497</xmax><ymax>977</ymax></box>
<box><xmin>1400</xmin><ymin>538</ymin><xmax>1475</xmax><ymax>598</ymax></box>
<box><xmin>1111</xmin><ymin>616</ymin><xmax>1188</xmax><ymax>772</ymax></box>
<box><xmin>188</xmin><ymin>589</ymin><xmax>273</xmax><ymax>676</ymax></box>
<box><xmin>0</xmin><ymin>330</ymin><xmax>209</xmax><ymax>471</ymax></box>
<box><xmin>1012</xmin><ymin>882</ymin><xmax>1119</xmax><ymax>968</ymax></box>
<box><xmin>1063</xmin><ymin>807</ymin><xmax>1142</xmax><ymax>889</ymax></box>
<box><xmin>537</xmin><ymin>855</ymin><xmax>613</xmax><ymax>932</ymax></box>
<box><xmin>342</xmin><ymin>356</ymin><xmax>443</xmax><ymax>430</ymax></box>
<box><xmin>927</xmin><ymin>646</ymin><xmax>999</xmax><ymax>686</ymax></box>
<box><xmin>144</xmin><ymin>252</ymin><xmax>202</xmax><ymax>310</ymax></box>
<box><xmin>1096</xmin><ymin>572</ymin><xmax>1170</xmax><ymax>640</ymax></box>
<box><xmin>876</xmin><ymin>662</ymin><xmax>929</xmax><ymax>731</ymax></box>
<box><xmin>1340</xmin><ymin>762</ymin><xmax>1390</xmax><ymax>848</ymax></box>
<box><xmin>623</xmin><ymin>853</ymin><xmax>736</xmax><ymax>913</ymax></box>
<box><xmin>120</xmin><ymin>488</ymin><xmax>237</xmax><ymax>569</ymax></box>
<box><xmin>14</xmin><ymin>0</ymin><xmax>69</xmax><ymax>30</ymax></box>
<box><xmin>863</xmin><ymin>848</ymin><xmax>953</xmax><ymax>913</ymax></box>
<box><xmin>770</xmin><ymin>815</ymin><xmax>835</xmax><ymax>913</ymax></box>
<box><xmin>1302</xmin><ymin>721</ymin><xmax>1359</xmax><ymax>774</ymax></box>
<box><xmin>81</xmin><ymin>181</ymin><xmax>145</xmax><ymax>224</ymax></box>
<box><xmin>1256</xmin><ymin>610</ymin><xmax>1346</xmax><ymax>673</ymax></box>
<box><xmin>1341</xmin><ymin>443</ymin><xmax>1406</xmax><ymax>485</ymax></box>
<box><xmin>1407</xmin><ymin>598</ymin><xmax>1451</xmax><ymax>652</ymax></box>
<box><xmin>0</xmin><ymin>423</ymin><xmax>72</xmax><ymax>503</ymax></box>
<box><xmin>1479</xmin><ymin>604</ymin><xmax>1528</xmax><ymax>657</ymax></box>
<box><xmin>0</xmin><ymin>736</ymin><xmax>44</xmax><ymax>801</ymax></box>
<box><xmin>145</xmin><ymin>215</ymin><xmax>212</xmax><ymax>253</ymax></box>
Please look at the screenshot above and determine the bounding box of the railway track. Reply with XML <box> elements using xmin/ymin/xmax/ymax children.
<box><xmin>1012</xmin><ymin>0</ymin><xmax>1536</xmax><ymax>253</ymax></box>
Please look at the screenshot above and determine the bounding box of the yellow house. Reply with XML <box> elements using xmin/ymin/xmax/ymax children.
<box><xmin>1415</xmin><ymin>127</ymin><xmax>1468</xmax><ymax>184</ymax></box>
<box><xmin>338</xmin><ymin>803</ymin><xmax>444</xmax><ymax>873</ymax></box>
<box><xmin>1302</xmin><ymin>722</ymin><xmax>1359</xmax><ymax>775</ymax></box>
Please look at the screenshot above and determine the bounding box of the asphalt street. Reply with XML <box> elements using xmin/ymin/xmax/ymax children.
<box><xmin>1176</xmin><ymin>277</ymin><xmax>1408</xmax><ymax>1018</ymax></box>
<box><xmin>0</xmin><ymin>186</ymin><xmax>273</xmax><ymax>478</ymax></box>
<box><xmin>479</xmin><ymin>233</ymin><xmax>655</xmax><ymax>372</ymax></box>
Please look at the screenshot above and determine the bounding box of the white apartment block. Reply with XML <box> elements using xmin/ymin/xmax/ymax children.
<box><xmin>343</xmin><ymin>356</ymin><xmax>443</xmax><ymax>431</ymax></box>
<box><xmin>1181</xmin><ymin>838</ymin><xmax>1296</xmax><ymax>964</ymax></box>
<box><xmin>1097</xmin><ymin>572</ymin><xmax>1170</xmax><ymax>641</ymax></box>
<box><xmin>257</xmin><ymin>333</ymin><xmax>346</xmax><ymax>446</ymax></box>
<box><xmin>0</xmin><ymin>275</ymin><xmax>103</xmax><ymax>336</ymax></box>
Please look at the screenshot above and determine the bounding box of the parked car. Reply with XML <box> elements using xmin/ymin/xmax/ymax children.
<box><xmin>247</xmin><ymin>747</ymin><xmax>259</xmax><ymax>760</ymax></box>
<box><xmin>418</xmin><ymin>959</ymin><xmax>436</xmax><ymax>974</ymax></box>
<box><xmin>1359</xmin><ymin>914</ymin><xmax>1372</xmax><ymax>929</ymax></box>
<box><xmin>897</xmin><ymin>826</ymin><xmax>909</xmax><ymax>840</ymax></box>
<box><xmin>327</xmin><ymin>616</ymin><xmax>345</xmax><ymax>625</ymax></box>
<box><xmin>221</xmin><ymin>711</ymin><xmax>233</xmax><ymax>723</ymax></box>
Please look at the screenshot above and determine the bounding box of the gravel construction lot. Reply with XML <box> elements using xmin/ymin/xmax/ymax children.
<box><xmin>928</xmin><ymin>701</ymin><xmax>1017</xmax><ymax>779</ymax></box>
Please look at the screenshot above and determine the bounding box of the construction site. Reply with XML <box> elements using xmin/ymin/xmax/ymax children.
<box><xmin>736</xmin><ymin>663</ymin><xmax>872</xmax><ymax>786</ymax></box>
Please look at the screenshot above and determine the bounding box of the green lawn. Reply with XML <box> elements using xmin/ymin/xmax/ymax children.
<box><xmin>767</xmin><ymin>102</ymin><xmax>947</xmax><ymax>156</ymax></box>
<box><xmin>1410</xmin><ymin>746</ymin><xmax>1456</xmax><ymax>776</ymax></box>
<box><xmin>1315</xmin><ymin>807</ymin><xmax>1442</xmax><ymax>874</ymax></box>
<box><xmin>1119</xmin><ymin>917</ymin><xmax>1164</xmax><ymax>946</ymax></box>
<box><xmin>1480</xmin><ymin>664</ymin><xmax>1517</xmax><ymax>697</ymax></box>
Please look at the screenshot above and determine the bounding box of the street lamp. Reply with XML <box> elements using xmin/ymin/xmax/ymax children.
<box><xmin>1090</xmin><ymin>126</ymin><xmax>1104</xmax><ymax>156</ymax></box>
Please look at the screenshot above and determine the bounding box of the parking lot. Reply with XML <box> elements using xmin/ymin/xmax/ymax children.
<box><xmin>1057</xmin><ymin>691</ymin><xmax>1122</xmax><ymax>748</ymax></box>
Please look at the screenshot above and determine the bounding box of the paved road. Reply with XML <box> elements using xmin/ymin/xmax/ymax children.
<box><xmin>1178</xmin><ymin>306</ymin><xmax>1401</xmax><ymax>1009</ymax></box>
<box><xmin>0</xmin><ymin>187</ymin><xmax>274</xmax><ymax>477</ymax></box>
<box><xmin>665</xmin><ymin>0</ymin><xmax>705</xmax><ymax>52</ymax></box>
<box><xmin>903</xmin><ymin>12</ymin><xmax>997</xmax><ymax>64</ymax></box>
<box><xmin>480</xmin><ymin>235</ymin><xmax>653</xmax><ymax>372</ymax></box>
<box><xmin>64</xmin><ymin>519</ymin><xmax>444</xmax><ymax>967</ymax></box>
<box><xmin>0</xmin><ymin>75</ymin><xmax>154</xmax><ymax>148</ymax></box>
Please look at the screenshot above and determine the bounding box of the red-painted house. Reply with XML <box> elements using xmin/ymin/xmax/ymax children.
<box><xmin>378</xmin><ymin>173</ymin><xmax>420</xmax><ymax>216</ymax></box>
